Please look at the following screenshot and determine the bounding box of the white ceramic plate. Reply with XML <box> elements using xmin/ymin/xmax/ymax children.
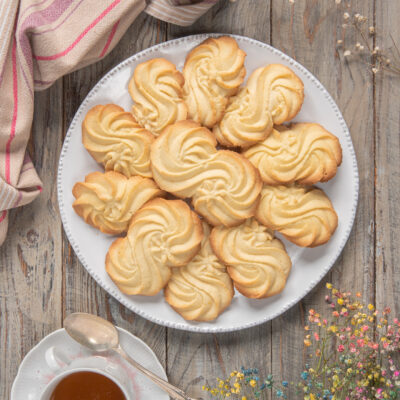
<box><xmin>58</xmin><ymin>34</ymin><xmax>359</xmax><ymax>333</ymax></box>
<box><xmin>11</xmin><ymin>327</ymin><xmax>168</xmax><ymax>400</ymax></box>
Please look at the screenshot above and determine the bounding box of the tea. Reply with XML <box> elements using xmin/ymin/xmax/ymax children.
<box><xmin>49</xmin><ymin>371</ymin><xmax>126</xmax><ymax>400</ymax></box>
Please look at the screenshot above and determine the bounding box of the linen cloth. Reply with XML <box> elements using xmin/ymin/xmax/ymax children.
<box><xmin>0</xmin><ymin>0</ymin><xmax>218</xmax><ymax>246</ymax></box>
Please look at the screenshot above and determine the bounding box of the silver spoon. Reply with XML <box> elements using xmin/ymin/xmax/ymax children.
<box><xmin>64</xmin><ymin>313</ymin><xmax>198</xmax><ymax>400</ymax></box>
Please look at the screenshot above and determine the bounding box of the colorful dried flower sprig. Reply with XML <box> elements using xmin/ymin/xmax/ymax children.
<box><xmin>203</xmin><ymin>285</ymin><xmax>400</xmax><ymax>400</ymax></box>
<box><xmin>202</xmin><ymin>367</ymin><xmax>289</xmax><ymax>399</ymax></box>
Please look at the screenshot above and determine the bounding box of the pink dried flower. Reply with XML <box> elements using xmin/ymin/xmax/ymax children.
<box><xmin>362</xmin><ymin>325</ymin><xmax>369</xmax><ymax>332</ymax></box>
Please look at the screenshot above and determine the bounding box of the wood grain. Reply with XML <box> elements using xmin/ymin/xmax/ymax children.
<box><xmin>0</xmin><ymin>81</ymin><xmax>63</xmax><ymax>398</ymax></box>
<box><xmin>375</xmin><ymin>2</ymin><xmax>400</xmax><ymax>314</ymax></box>
<box><xmin>270</xmin><ymin>0</ymin><xmax>375</xmax><ymax>394</ymax></box>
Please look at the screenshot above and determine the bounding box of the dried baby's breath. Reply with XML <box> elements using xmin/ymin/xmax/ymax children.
<box><xmin>334</xmin><ymin>4</ymin><xmax>400</xmax><ymax>76</ymax></box>
<box><xmin>230</xmin><ymin>0</ymin><xmax>400</xmax><ymax>76</ymax></box>
<box><xmin>355</xmin><ymin>42</ymin><xmax>364</xmax><ymax>51</ymax></box>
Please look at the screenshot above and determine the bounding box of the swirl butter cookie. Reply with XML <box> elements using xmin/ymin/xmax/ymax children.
<box><xmin>151</xmin><ymin>120</ymin><xmax>262</xmax><ymax>227</ymax></box>
<box><xmin>106</xmin><ymin>198</ymin><xmax>203</xmax><ymax>296</ymax></box>
<box><xmin>72</xmin><ymin>171</ymin><xmax>164</xmax><ymax>234</ymax></box>
<box><xmin>183</xmin><ymin>36</ymin><xmax>246</xmax><ymax>127</ymax></box>
<box><xmin>214</xmin><ymin>64</ymin><xmax>304</xmax><ymax>148</ymax></box>
<box><xmin>243</xmin><ymin>123</ymin><xmax>342</xmax><ymax>185</ymax></box>
<box><xmin>256</xmin><ymin>184</ymin><xmax>338</xmax><ymax>247</ymax></box>
<box><xmin>82</xmin><ymin>104</ymin><xmax>154</xmax><ymax>178</ymax></box>
<box><xmin>128</xmin><ymin>58</ymin><xmax>187</xmax><ymax>136</ymax></box>
<box><xmin>210</xmin><ymin>218</ymin><xmax>291</xmax><ymax>299</ymax></box>
<box><xmin>165</xmin><ymin>223</ymin><xmax>234</xmax><ymax>321</ymax></box>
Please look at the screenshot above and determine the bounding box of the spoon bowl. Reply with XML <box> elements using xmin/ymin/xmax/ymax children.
<box><xmin>64</xmin><ymin>313</ymin><xmax>119</xmax><ymax>352</ymax></box>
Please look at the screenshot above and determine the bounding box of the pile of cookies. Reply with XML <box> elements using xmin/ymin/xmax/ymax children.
<box><xmin>72</xmin><ymin>36</ymin><xmax>342</xmax><ymax>322</ymax></box>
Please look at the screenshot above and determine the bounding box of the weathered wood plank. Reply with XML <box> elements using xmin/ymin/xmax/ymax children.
<box><xmin>167</xmin><ymin>0</ymin><xmax>270</xmax><ymax>43</ymax></box>
<box><xmin>375</xmin><ymin>2</ymin><xmax>400</xmax><ymax>314</ymax></box>
<box><xmin>270</xmin><ymin>0</ymin><xmax>375</xmax><ymax>394</ymax></box>
<box><xmin>61</xmin><ymin>13</ymin><xmax>169</xmax><ymax>368</ymax></box>
<box><xmin>166</xmin><ymin>1</ymin><xmax>273</xmax><ymax>398</ymax></box>
<box><xmin>0</xmin><ymin>81</ymin><xmax>63</xmax><ymax>399</ymax></box>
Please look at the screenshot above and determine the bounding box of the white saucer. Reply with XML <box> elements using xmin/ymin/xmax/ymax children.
<box><xmin>11</xmin><ymin>327</ymin><xmax>168</xmax><ymax>400</ymax></box>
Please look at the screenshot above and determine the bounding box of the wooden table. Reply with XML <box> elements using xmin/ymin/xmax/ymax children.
<box><xmin>1</xmin><ymin>1</ymin><xmax>399</xmax><ymax>398</ymax></box>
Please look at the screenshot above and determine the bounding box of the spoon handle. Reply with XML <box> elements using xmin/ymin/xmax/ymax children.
<box><xmin>114</xmin><ymin>346</ymin><xmax>198</xmax><ymax>400</ymax></box>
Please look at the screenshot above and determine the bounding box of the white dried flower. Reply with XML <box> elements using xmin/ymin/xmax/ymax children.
<box><xmin>373</xmin><ymin>46</ymin><xmax>380</xmax><ymax>55</ymax></box>
<box><xmin>335</xmin><ymin>0</ymin><xmax>341</xmax><ymax>4</ymax></box>
<box><xmin>355</xmin><ymin>43</ymin><xmax>364</xmax><ymax>51</ymax></box>
<box><xmin>372</xmin><ymin>67</ymin><xmax>379</xmax><ymax>74</ymax></box>
<box><xmin>343</xmin><ymin>12</ymin><xmax>350</xmax><ymax>21</ymax></box>
<box><xmin>337</xmin><ymin>39</ymin><xmax>343</xmax><ymax>45</ymax></box>
<box><xmin>344</xmin><ymin>50</ymin><xmax>351</xmax><ymax>57</ymax></box>
<box><xmin>386</xmin><ymin>59</ymin><xmax>391</xmax><ymax>65</ymax></box>
<box><xmin>369</xmin><ymin>26</ymin><xmax>375</xmax><ymax>34</ymax></box>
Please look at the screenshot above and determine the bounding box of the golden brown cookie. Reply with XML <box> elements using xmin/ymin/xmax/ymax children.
<box><xmin>256</xmin><ymin>184</ymin><xmax>338</xmax><ymax>247</ymax></box>
<box><xmin>72</xmin><ymin>171</ymin><xmax>164</xmax><ymax>234</ymax></box>
<box><xmin>151</xmin><ymin>120</ymin><xmax>262</xmax><ymax>227</ymax></box>
<box><xmin>165</xmin><ymin>223</ymin><xmax>234</xmax><ymax>321</ymax></box>
<box><xmin>243</xmin><ymin>123</ymin><xmax>342</xmax><ymax>185</ymax></box>
<box><xmin>106</xmin><ymin>198</ymin><xmax>203</xmax><ymax>296</ymax></box>
<box><xmin>82</xmin><ymin>104</ymin><xmax>154</xmax><ymax>178</ymax></box>
<box><xmin>128</xmin><ymin>58</ymin><xmax>187</xmax><ymax>136</ymax></box>
<box><xmin>213</xmin><ymin>64</ymin><xmax>304</xmax><ymax>148</ymax></box>
<box><xmin>210</xmin><ymin>218</ymin><xmax>292</xmax><ymax>299</ymax></box>
<box><xmin>183</xmin><ymin>36</ymin><xmax>246</xmax><ymax>127</ymax></box>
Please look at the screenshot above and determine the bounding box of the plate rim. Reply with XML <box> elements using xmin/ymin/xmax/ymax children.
<box><xmin>11</xmin><ymin>327</ymin><xmax>168</xmax><ymax>399</ymax></box>
<box><xmin>57</xmin><ymin>33</ymin><xmax>359</xmax><ymax>333</ymax></box>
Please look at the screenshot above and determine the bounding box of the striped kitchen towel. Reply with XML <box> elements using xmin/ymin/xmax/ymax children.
<box><xmin>0</xmin><ymin>0</ymin><xmax>218</xmax><ymax>246</ymax></box>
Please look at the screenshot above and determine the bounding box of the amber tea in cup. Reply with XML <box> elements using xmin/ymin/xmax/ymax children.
<box><xmin>49</xmin><ymin>371</ymin><xmax>126</xmax><ymax>400</ymax></box>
